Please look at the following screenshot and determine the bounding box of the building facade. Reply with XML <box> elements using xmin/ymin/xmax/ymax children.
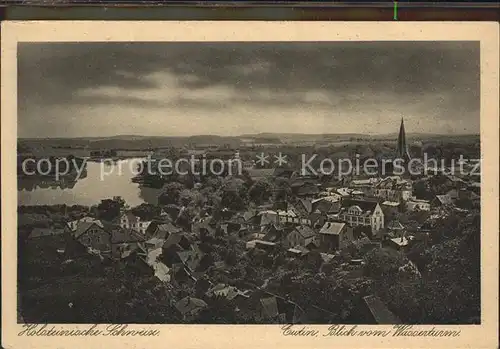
<box><xmin>339</xmin><ymin>199</ymin><xmax>385</xmax><ymax>237</ymax></box>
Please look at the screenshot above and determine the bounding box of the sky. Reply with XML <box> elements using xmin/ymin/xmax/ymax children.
<box><xmin>18</xmin><ymin>41</ymin><xmax>480</xmax><ymax>138</ymax></box>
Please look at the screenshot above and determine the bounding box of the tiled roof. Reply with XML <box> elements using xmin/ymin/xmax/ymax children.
<box><xmin>295</xmin><ymin>225</ymin><xmax>316</xmax><ymax>239</ymax></box>
<box><xmin>296</xmin><ymin>198</ymin><xmax>313</xmax><ymax>215</ymax></box>
<box><xmin>111</xmin><ymin>226</ymin><xmax>145</xmax><ymax>244</ymax></box>
<box><xmin>319</xmin><ymin>222</ymin><xmax>346</xmax><ymax>235</ymax></box>
<box><xmin>164</xmin><ymin>233</ymin><xmax>190</xmax><ymax>249</ymax></box>
<box><xmin>387</xmin><ymin>220</ymin><xmax>405</xmax><ymax>230</ymax></box>
<box><xmin>390</xmin><ymin>237</ymin><xmax>409</xmax><ymax>247</ymax></box>
<box><xmin>73</xmin><ymin>222</ymin><xmax>97</xmax><ymax>238</ymax></box>
<box><xmin>341</xmin><ymin>199</ymin><xmax>379</xmax><ymax>213</ymax></box>
<box><xmin>435</xmin><ymin>195</ymin><xmax>453</xmax><ymax>205</ymax></box>
<box><xmin>313</xmin><ymin>199</ymin><xmax>340</xmax><ymax>214</ymax></box>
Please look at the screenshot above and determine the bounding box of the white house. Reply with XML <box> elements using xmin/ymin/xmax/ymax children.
<box><xmin>119</xmin><ymin>211</ymin><xmax>152</xmax><ymax>235</ymax></box>
<box><xmin>339</xmin><ymin>199</ymin><xmax>385</xmax><ymax>237</ymax></box>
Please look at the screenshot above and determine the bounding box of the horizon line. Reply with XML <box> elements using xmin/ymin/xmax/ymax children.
<box><xmin>18</xmin><ymin>131</ymin><xmax>480</xmax><ymax>140</ymax></box>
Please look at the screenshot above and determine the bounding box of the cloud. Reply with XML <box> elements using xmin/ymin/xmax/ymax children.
<box><xmin>17</xmin><ymin>41</ymin><xmax>479</xmax><ymax>137</ymax></box>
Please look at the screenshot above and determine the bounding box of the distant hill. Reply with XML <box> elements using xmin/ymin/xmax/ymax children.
<box><xmin>18</xmin><ymin>132</ymin><xmax>479</xmax><ymax>153</ymax></box>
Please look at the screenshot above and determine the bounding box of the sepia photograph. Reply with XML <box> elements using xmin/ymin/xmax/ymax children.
<box><xmin>2</xmin><ymin>21</ymin><xmax>499</xmax><ymax>349</ymax></box>
<box><xmin>15</xmin><ymin>39</ymin><xmax>483</xmax><ymax>325</ymax></box>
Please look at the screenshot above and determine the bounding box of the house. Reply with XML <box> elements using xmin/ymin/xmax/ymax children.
<box><xmin>177</xmin><ymin>245</ymin><xmax>212</xmax><ymax>273</ymax></box>
<box><xmin>67</xmin><ymin>217</ymin><xmax>103</xmax><ymax>232</ymax></box>
<box><xmin>432</xmin><ymin>195</ymin><xmax>454</xmax><ymax>207</ymax></box>
<box><xmin>261</xmin><ymin>223</ymin><xmax>286</xmax><ymax>243</ymax></box>
<box><xmin>312</xmin><ymin>197</ymin><xmax>341</xmax><ymax>215</ymax></box>
<box><xmin>175</xmin><ymin>296</ymin><xmax>208</xmax><ymax>321</ymax></box>
<box><xmin>143</xmin><ymin>237</ymin><xmax>165</xmax><ymax>253</ymax></box>
<box><xmin>145</xmin><ymin>221</ymin><xmax>181</xmax><ymax>240</ymax></box>
<box><xmin>286</xmin><ymin>246</ymin><xmax>310</xmax><ymax>259</ymax></box>
<box><xmin>259</xmin><ymin>209</ymin><xmax>310</xmax><ymax>228</ymax></box>
<box><xmin>339</xmin><ymin>199</ymin><xmax>385</xmax><ymax>238</ymax></box>
<box><xmin>336</xmin><ymin>187</ymin><xmax>352</xmax><ymax>197</ymax></box>
<box><xmin>255</xmin><ymin>240</ymin><xmax>277</xmax><ymax>251</ymax></box>
<box><xmin>318</xmin><ymin>222</ymin><xmax>354</xmax><ymax>251</ymax></box>
<box><xmin>73</xmin><ymin>222</ymin><xmax>112</xmax><ymax>255</ymax></box>
<box><xmin>293</xmin><ymin>198</ymin><xmax>313</xmax><ymax>217</ymax></box>
<box><xmin>119</xmin><ymin>211</ymin><xmax>152</xmax><ymax>235</ymax></box>
<box><xmin>246</xmin><ymin>239</ymin><xmax>277</xmax><ymax>252</ymax></box>
<box><xmin>386</xmin><ymin>219</ymin><xmax>405</xmax><ymax>234</ymax></box>
<box><xmin>360</xmin><ymin>295</ymin><xmax>401</xmax><ymax>324</ymax></box>
<box><xmin>406</xmin><ymin>198</ymin><xmax>431</xmax><ymax>211</ymax></box>
<box><xmin>285</xmin><ymin>225</ymin><xmax>319</xmax><ymax>249</ymax></box>
<box><xmin>381</xmin><ymin>201</ymin><xmax>400</xmax><ymax>209</ymax></box>
<box><xmin>121</xmin><ymin>252</ymin><xmax>155</xmax><ymax>277</ymax></box>
<box><xmin>319</xmin><ymin>252</ymin><xmax>336</xmax><ymax>264</ymax></box>
<box><xmin>385</xmin><ymin>236</ymin><xmax>409</xmax><ymax>251</ymax></box>
<box><xmin>349</xmin><ymin>178</ymin><xmax>379</xmax><ymax>196</ymax></box>
<box><xmin>372</xmin><ymin>176</ymin><xmax>412</xmax><ymax>202</ymax></box>
<box><xmin>109</xmin><ymin>226</ymin><xmax>145</xmax><ymax>259</ymax></box>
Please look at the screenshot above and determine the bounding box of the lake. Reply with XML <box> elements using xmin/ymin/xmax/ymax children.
<box><xmin>18</xmin><ymin>158</ymin><xmax>160</xmax><ymax>207</ymax></box>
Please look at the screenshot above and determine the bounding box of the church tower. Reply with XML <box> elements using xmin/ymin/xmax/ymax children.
<box><xmin>397</xmin><ymin>118</ymin><xmax>411</xmax><ymax>161</ymax></box>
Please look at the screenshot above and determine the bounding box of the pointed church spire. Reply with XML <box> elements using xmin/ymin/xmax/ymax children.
<box><xmin>397</xmin><ymin>118</ymin><xmax>411</xmax><ymax>161</ymax></box>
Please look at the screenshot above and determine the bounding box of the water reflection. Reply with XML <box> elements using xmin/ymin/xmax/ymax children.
<box><xmin>18</xmin><ymin>159</ymin><xmax>160</xmax><ymax>207</ymax></box>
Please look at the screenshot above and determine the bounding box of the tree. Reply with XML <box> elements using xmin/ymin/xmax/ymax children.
<box><xmin>158</xmin><ymin>182</ymin><xmax>185</xmax><ymax>205</ymax></box>
<box><xmin>363</xmin><ymin>247</ymin><xmax>408</xmax><ymax>279</ymax></box>
<box><xmin>131</xmin><ymin>203</ymin><xmax>160</xmax><ymax>220</ymax></box>
<box><xmin>273</xmin><ymin>178</ymin><xmax>291</xmax><ymax>203</ymax></box>
<box><xmin>178</xmin><ymin>189</ymin><xmax>204</xmax><ymax>207</ymax></box>
<box><xmin>220</xmin><ymin>178</ymin><xmax>248</xmax><ymax>211</ymax></box>
<box><xmin>97</xmin><ymin>196</ymin><xmax>126</xmax><ymax>221</ymax></box>
<box><xmin>248</xmin><ymin>179</ymin><xmax>274</xmax><ymax>205</ymax></box>
<box><xmin>305</xmin><ymin>251</ymin><xmax>323</xmax><ymax>272</ymax></box>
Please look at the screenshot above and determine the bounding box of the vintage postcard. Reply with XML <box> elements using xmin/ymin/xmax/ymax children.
<box><xmin>1</xmin><ymin>21</ymin><xmax>499</xmax><ymax>349</ymax></box>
